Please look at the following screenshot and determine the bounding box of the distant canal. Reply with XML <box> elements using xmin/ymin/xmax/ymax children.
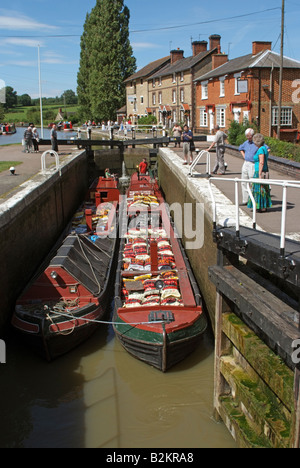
<box><xmin>1</xmin><ymin>307</ymin><xmax>236</xmax><ymax>448</ymax></box>
<box><xmin>0</xmin><ymin>127</ymin><xmax>78</xmax><ymax>146</ymax></box>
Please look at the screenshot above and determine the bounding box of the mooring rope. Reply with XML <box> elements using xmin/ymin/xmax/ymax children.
<box><xmin>48</xmin><ymin>309</ymin><xmax>167</xmax><ymax>327</ymax></box>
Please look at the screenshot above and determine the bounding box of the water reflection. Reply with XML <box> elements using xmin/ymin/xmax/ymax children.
<box><xmin>0</xmin><ymin>302</ymin><xmax>236</xmax><ymax>448</ymax></box>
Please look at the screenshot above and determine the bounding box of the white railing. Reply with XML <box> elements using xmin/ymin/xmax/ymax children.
<box><xmin>208</xmin><ymin>177</ymin><xmax>300</xmax><ymax>256</ymax></box>
<box><xmin>41</xmin><ymin>150</ymin><xmax>60</xmax><ymax>174</ymax></box>
<box><xmin>189</xmin><ymin>149</ymin><xmax>211</xmax><ymax>177</ymax></box>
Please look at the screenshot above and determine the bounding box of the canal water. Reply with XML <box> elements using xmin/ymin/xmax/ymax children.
<box><xmin>1</xmin><ymin>302</ymin><xmax>236</xmax><ymax>448</ymax></box>
<box><xmin>0</xmin><ymin>126</ymin><xmax>78</xmax><ymax>146</ymax></box>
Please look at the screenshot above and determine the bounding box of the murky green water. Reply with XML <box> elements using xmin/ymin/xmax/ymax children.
<box><xmin>0</xmin><ymin>305</ymin><xmax>236</xmax><ymax>448</ymax></box>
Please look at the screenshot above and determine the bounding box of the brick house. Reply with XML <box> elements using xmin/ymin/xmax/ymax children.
<box><xmin>195</xmin><ymin>41</ymin><xmax>300</xmax><ymax>141</ymax></box>
<box><xmin>124</xmin><ymin>56</ymin><xmax>171</xmax><ymax>123</ymax></box>
<box><xmin>147</xmin><ymin>35</ymin><xmax>224</xmax><ymax>129</ymax></box>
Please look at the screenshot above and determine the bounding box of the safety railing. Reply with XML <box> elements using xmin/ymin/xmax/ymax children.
<box><xmin>41</xmin><ymin>150</ymin><xmax>60</xmax><ymax>174</ymax></box>
<box><xmin>208</xmin><ymin>177</ymin><xmax>300</xmax><ymax>257</ymax></box>
<box><xmin>189</xmin><ymin>149</ymin><xmax>211</xmax><ymax>177</ymax></box>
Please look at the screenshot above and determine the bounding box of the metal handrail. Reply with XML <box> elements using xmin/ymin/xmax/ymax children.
<box><xmin>189</xmin><ymin>150</ymin><xmax>211</xmax><ymax>177</ymax></box>
<box><xmin>208</xmin><ymin>177</ymin><xmax>300</xmax><ymax>256</ymax></box>
<box><xmin>41</xmin><ymin>150</ymin><xmax>60</xmax><ymax>174</ymax></box>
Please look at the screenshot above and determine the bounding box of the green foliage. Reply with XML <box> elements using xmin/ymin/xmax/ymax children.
<box><xmin>138</xmin><ymin>115</ymin><xmax>157</xmax><ymax>126</ymax></box>
<box><xmin>227</xmin><ymin>119</ymin><xmax>257</xmax><ymax>146</ymax></box>
<box><xmin>264</xmin><ymin>137</ymin><xmax>300</xmax><ymax>163</ymax></box>
<box><xmin>77</xmin><ymin>0</ymin><xmax>136</xmax><ymax>122</ymax></box>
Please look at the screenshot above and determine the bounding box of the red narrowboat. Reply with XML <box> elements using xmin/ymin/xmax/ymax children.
<box><xmin>113</xmin><ymin>173</ymin><xmax>207</xmax><ymax>372</ymax></box>
<box><xmin>12</xmin><ymin>177</ymin><xmax>119</xmax><ymax>361</ymax></box>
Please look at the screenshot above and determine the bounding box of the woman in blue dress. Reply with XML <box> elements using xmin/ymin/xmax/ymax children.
<box><xmin>247</xmin><ymin>133</ymin><xmax>272</xmax><ymax>212</ymax></box>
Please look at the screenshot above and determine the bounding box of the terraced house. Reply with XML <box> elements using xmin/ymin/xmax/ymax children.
<box><xmin>124</xmin><ymin>35</ymin><xmax>226</xmax><ymax>129</ymax></box>
<box><xmin>195</xmin><ymin>41</ymin><xmax>300</xmax><ymax>141</ymax></box>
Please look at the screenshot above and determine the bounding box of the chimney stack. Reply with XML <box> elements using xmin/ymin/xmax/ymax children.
<box><xmin>212</xmin><ymin>52</ymin><xmax>228</xmax><ymax>70</ymax></box>
<box><xmin>170</xmin><ymin>48</ymin><xmax>184</xmax><ymax>64</ymax></box>
<box><xmin>192</xmin><ymin>40</ymin><xmax>208</xmax><ymax>56</ymax></box>
<box><xmin>252</xmin><ymin>41</ymin><xmax>272</xmax><ymax>56</ymax></box>
<box><xmin>209</xmin><ymin>34</ymin><xmax>221</xmax><ymax>51</ymax></box>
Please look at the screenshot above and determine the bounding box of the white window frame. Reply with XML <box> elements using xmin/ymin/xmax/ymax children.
<box><xmin>219</xmin><ymin>77</ymin><xmax>225</xmax><ymax>97</ymax></box>
<box><xmin>140</xmin><ymin>96</ymin><xmax>144</xmax><ymax>104</ymax></box>
<box><xmin>158</xmin><ymin>92</ymin><xmax>162</xmax><ymax>105</ymax></box>
<box><xmin>172</xmin><ymin>89</ymin><xmax>176</xmax><ymax>104</ymax></box>
<box><xmin>201</xmin><ymin>81</ymin><xmax>208</xmax><ymax>100</ymax></box>
<box><xmin>216</xmin><ymin>107</ymin><xmax>226</xmax><ymax>127</ymax></box>
<box><xmin>272</xmin><ymin>107</ymin><xmax>293</xmax><ymax>126</ymax></box>
<box><xmin>152</xmin><ymin>93</ymin><xmax>156</xmax><ymax>105</ymax></box>
<box><xmin>173</xmin><ymin>110</ymin><xmax>177</xmax><ymax>122</ymax></box>
<box><xmin>159</xmin><ymin>76</ymin><xmax>162</xmax><ymax>86</ymax></box>
<box><xmin>180</xmin><ymin>88</ymin><xmax>184</xmax><ymax>103</ymax></box>
<box><xmin>152</xmin><ymin>78</ymin><xmax>156</xmax><ymax>88</ymax></box>
<box><xmin>234</xmin><ymin>72</ymin><xmax>242</xmax><ymax>96</ymax></box>
<box><xmin>180</xmin><ymin>72</ymin><xmax>184</xmax><ymax>82</ymax></box>
<box><xmin>200</xmin><ymin>108</ymin><xmax>208</xmax><ymax>127</ymax></box>
<box><xmin>172</xmin><ymin>73</ymin><xmax>176</xmax><ymax>84</ymax></box>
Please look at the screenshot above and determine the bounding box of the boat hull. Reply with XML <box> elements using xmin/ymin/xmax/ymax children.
<box><xmin>12</xmin><ymin>302</ymin><xmax>108</xmax><ymax>361</ymax></box>
<box><xmin>113</xmin><ymin>309</ymin><xmax>207</xmax><ymax>371</ymax></box>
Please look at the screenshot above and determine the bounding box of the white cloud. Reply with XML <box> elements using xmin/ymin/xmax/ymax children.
<box><xmin>0</xmin><ymin>10</ymin><xmax>58</xmax><ymax>31</ymax></box>
<box><xmin>132</xmin><ymin>42</ymin><xmax>161</xmax><ymax>50</ymax></box>
<box><xmin>3</xmin><ymin>38</ymin><xmax>44</xmax><ymax>48</ymax></box>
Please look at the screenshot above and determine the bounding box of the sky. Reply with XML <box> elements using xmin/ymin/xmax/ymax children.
<box><xmin>0</xmin><ymin>0</ymin><xmax>300</xmax><ymax>100</ymax></box>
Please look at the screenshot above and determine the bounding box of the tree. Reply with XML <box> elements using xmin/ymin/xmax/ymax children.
<box><xmin>62</xmin><ymin>89</ymin><xmax>78</xmax><ymax>105</ymax></box>
<box><xmin>4</xmin><ymin>86</ymin><xmax>17</xmax><ymax>110</ymax></box>
<box><xmin>77</xmin><ymin>0</ymin><xmax>136</xmax><ymax>122</ymax></box>
<box><xmin>18</xmin><ymin>94</ymin><xmax>32</xmax><ymax>106</ymax></box>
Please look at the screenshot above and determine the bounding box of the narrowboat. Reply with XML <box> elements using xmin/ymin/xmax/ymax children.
<box><xmin>12</xmin><ymin>177</ymin><xmax>119</xmax><ymax>361</ymax></box>
<box><xmin>113</xmin><ymin>173</ymin><xmax>207</xmax><ymax>372</ymax></box>
<box><xmin>2</xmin><ymin>123</ymin><xmax>16</xmax><ymax>135</ymax></box>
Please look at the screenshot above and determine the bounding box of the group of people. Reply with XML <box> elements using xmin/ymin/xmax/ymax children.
<box><xmin>175</xmin><ymin>122</ymin><xmax>271</xmax><ymax>213</ymax></box>
<box><xmin>23</xmin><ymin>125</ymin><xmax>40</xmax><ymax>153</ymax></box>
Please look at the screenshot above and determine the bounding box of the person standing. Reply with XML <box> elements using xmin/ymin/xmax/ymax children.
<box><xmin>247</xmin><ymin>133</ymin><xmax>272</xmax><ymax>212</ymax></box>
<box><xmin>50</xmin><ymin>124</ymin><xmax>58</xmax><ymax>152</ymax></box>
<box><xmin>207</xmin><ymin>125</ymin><xmax>227</xmax><ymax>174</ymax></box>
<box><xmin>181</xmin><ymin>125</ymin><xmax>194</xmax><ymax>165</ymax></box>
<box><xmin>172</xmin><ymin>123</ymin><xmax>182</xmax><ymax>148</ymax></box>
<box><xmin>238</xmin><ymin>128</ymin><xmax>257</xmax><ymax>204</ymax></box>
<box><xmin>23</xmin><ymin>126</ymin><xmax>33</xmax><ymax>153</ymax></box>
<box><xmin>139</xmin><ymin>158</ymin><xmax>148</xmax><ymax>174</ymax></box>
<box><xmin>32</xmin><ymin>127</ymin><xmax>39</xmax><ymax>152</ymax></box>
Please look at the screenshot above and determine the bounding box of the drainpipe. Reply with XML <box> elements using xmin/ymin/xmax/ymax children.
<box><xmin>269</xmin><ymin>64</ymin><xmax>274</xmax><ymax>137</ymax></box>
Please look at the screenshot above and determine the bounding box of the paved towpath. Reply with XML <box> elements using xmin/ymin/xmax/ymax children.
<box><xmin>0</xmin><ymin>143</ymin><xmax>77</xmax><ymax>201</ymax></box>
<box><xmin>172</xmin><ymin>141</ymin><xmax>300</xmax><ymax>240</ymax></box>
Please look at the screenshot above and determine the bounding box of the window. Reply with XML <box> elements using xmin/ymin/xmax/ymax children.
<box><xmin>173</xmin><ymin>110</ymin><xmax>177</xmax><ymax>122</ymax></box>
<box><xmin>216</xmin><ymin>107</ymin><xmax>226</xmax><ymax>127</ymax></box>
<box><xmin>201</xmin><ymin>81</ymin><xmax>208</xmax><ymax>100</ymax></box>
<box><xmin>180</xmin><ymin>72</ymin><xmax>184</xmax><ymax>82</ymax></box>
<box><xmin>152</xmin><ymin>78</ymin><xmax>156</xmax><ymax>88</ymax></box>
<box><xmin>152</xmin><ymin>93</ymin><xmax>156</xmax><ymax>105</ymax></box>
<box><xmin>234</xmin><ymin>72</ymin><xmax>242</xmax><ymax>95</ymax></box>
<box><xmin>172</xmin><ymin>89</ymin><xmax>176</xmax><ymax>104</ymax></box>
<box><xmin>140</xmin><ymin>79</ymin><xmax>143</xmax><ymax>86</ymax></box>
<box><xmin>172</xmin><ymin>73</ymin><xmax>176</xmax><ymax>83</ymax></box>
<box><xmin>180</xmin><ymin>88</ymin><xmax>184</xmax><ymax>103</ymax></box>
<box><xmin>219</xmin><ymin>78</ymin><xmax>225</xmax><ymax>97</ymax></box>
<box><xmin>272</xmin><ymin>107</ymin><xmax>293</xmax><ymax>126</ymax></box>
<box><xmin>159</xmin><ymin>76</ymin><xmax>162</xmax><ymax>86</ymax></box>
<box><xmin>140</xmin><ymin>96</ymin><xmax>144</xmax><ymax>104</ymax></box>
<box><xmin>158</xmin><ymin>92</ymin><xmax>162</xmax><ymax>105</ymax></box>
<box><xmin>200</xmin><ymin>108</ymin><xmax>208</xmax><ymax>127</ymax></box>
